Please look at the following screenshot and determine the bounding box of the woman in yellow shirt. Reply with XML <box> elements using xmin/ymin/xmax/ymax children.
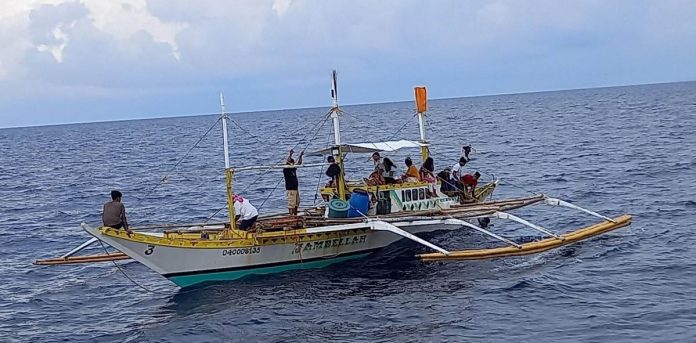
<box><xmin>403</xmin><ymin>157</ymin><xmax>420</xmax><ymax>183</ymax></box>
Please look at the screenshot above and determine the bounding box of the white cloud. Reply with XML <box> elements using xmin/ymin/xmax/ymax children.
<box><xmin>83</xmin><ymin>0</ymin><xmax>187</xmax><ymax>59</ymax></box>
<box><xmin>1</xmin><ymin>0</ymin><xmax>696</xmax><ymax>127</ymax></box>
<box><xmin>272</xmin><ymin>0</ymin><xmax>292</xmax><ymax>17</ymax></box>
<box><xmin>36</xmin><ymin>24</ymin><xmax>70</xmax><ymax>62</ymax></box>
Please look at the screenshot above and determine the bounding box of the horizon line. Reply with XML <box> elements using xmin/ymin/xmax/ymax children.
<box><xmin>1</xmin><ymin>79</ymin><xmax>693</xmax><ymax>130</ymax></box>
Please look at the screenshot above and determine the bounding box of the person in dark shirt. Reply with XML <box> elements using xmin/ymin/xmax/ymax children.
<box><xmin>102</xmin><ymin>190</ymin><xmax>131</xmax><ymax>233</ymax></box>
<box><xmin>437</xmin><ymin>167</ymin><xmax>454</xmax><ymax>193</ymax></box>
<box><xmin>383</xmin><ymin>157</ymin><xmax>398</xmax><ymax>184</ymax></box>
<box><xmin>284</xmin><ymin>149</ymin><xmax>303</xmax><ymax>215</ymax></box>
<box><xmin>325</xmin><ymin>156</ymin><xmax>341</xmax><ymax>187</ymax></box>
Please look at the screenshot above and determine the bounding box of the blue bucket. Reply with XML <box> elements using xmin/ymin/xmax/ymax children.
<box><xmin>348</xmin><ymin>189</ymin><xmax>370</xmax><ymax>217</ymax></box>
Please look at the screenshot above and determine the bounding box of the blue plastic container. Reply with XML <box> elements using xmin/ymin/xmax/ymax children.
<box><xmin>347</xmin><ymin>189</ymin><xmax>370</xmax><ymax>217</ymax></box>
<box><xmin>328</xmin><ymin>199</ymin><xmax>349</xmax><ymax>218</ymax></box>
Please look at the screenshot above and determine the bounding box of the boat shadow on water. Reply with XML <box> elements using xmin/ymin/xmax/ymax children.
<box><xmin>159</xmin><ymin>229</ymin><xmax>617</xmax><ymax>317</ymax></box>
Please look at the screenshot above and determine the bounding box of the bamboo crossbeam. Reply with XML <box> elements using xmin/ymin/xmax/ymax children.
<box><xmin>233</xmin><ymin>162</ymin><xmax>328</xmax><ymax>172</ymax></box>
<box><xmin>34</xmin><ymin>253</ymin><xmax>130</xmax><ymax>265</ymax></box>
<box><xmin>417</xmin><ymin>215</ymin><xmax>632</xmax><ymax>261</ymax></box>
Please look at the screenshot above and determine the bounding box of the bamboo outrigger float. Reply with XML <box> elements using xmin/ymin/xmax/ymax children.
<box><xmin>34</xmin><ymin>71</ymin><xmax>631</xmax><ymax>287</ymax></box>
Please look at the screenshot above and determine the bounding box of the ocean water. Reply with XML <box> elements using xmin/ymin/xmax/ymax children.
<box><xmin>1</xmin><ymin>82</ymin><xmax>695</xmax><ymax>342</ymax></box>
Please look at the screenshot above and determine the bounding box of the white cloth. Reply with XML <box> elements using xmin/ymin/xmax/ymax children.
<box><xmin>451</xmin><ymin>162</ymin><xmax>464</xmax><ymax>180</ymax></box>
<box><xmin>234</xmin><ymin>200</ymin><xmax>258</xmax><ymax>220</ymax></box>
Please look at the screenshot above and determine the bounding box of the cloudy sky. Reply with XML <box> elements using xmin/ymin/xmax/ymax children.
<box><xmin>0</xmin><ymin>0</ymin><xmax>694</xmax><ymax>128</ymax></box>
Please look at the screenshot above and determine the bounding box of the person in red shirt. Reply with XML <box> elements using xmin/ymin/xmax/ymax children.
<box><xmin>461</xmin><ymin>172</ymin><xmax>481</xmax><ymax>197</ymax></box>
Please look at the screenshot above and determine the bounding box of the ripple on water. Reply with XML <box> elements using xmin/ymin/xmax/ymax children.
<box><xmin>1</xmin><ymin>82</ymin><xmax>696</xmax><ymax>342</ymax></box>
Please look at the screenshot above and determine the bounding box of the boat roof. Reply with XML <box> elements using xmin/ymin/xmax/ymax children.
<box><xmin>311</xmin><ymin>139</ymin><xmax>428</xmax><ymax>155</ymax></box>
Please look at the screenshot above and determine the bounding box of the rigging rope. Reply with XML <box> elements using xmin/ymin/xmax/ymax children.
<box><xmin>226</xmin><ymin>114</ymin><xmax>263</xmax><ymax>144</ymax></box>
<box><xmin>204</xmin><ymin>110</ymin><xmax>333</xmax><ymax>222</ymax></box>
<box><xmin>98</xmin><ymin>239</ymin><xmax>155</xmax><ymax>293</ymax></box>
<box><xmin>144</xmin><ymin>115</ymin><xmax>222</xmax><ymax>195</ymax></box>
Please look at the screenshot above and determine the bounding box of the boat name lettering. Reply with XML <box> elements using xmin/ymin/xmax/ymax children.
<box><xmin>222</xmin><ymin>247</ymin><xmax>261</xmax><ymax>256</ymax></box>
<box><xmin>292</xmin><ymin>234</ymin><xmax>368</xmax><ymax>254</ymax></box>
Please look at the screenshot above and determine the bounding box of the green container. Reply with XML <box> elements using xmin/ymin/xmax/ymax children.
<box><xmin>328</xmin><ymin>199</ymin><xmax>349</xmax><ymax>218</ymax></box>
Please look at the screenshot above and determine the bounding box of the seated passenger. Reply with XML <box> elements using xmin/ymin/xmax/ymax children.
<box><xmin>420</xmin><ymin>157</ymin><xmax>436</xmax><ymax>197</ymax></box>
<box><xmin>402</xmin><ymin>157</ymin><xmax>420</xmax><ymax>183</ymax></box>
<box><xmin>365</xmin><ymin>152</ymin><xmax>385</xmax><ymax>186</ymax></box>
<box><xmin>437</xmin><ymin>167</ymin><xmax>455</xmax><ymax>193</ymax></box>
<box><xmin>383</xmin><ymin>158</ymin><xmax>399</xmax><ymax>184</ymax></box>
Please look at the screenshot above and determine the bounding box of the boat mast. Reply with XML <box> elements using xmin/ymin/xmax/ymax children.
<box><xmin>415</xmin><ymin>86</ymin><xmax>429</xmax><ymax>162</ymax></box>
<box><xmin>220</xmin><ymin>92</ymin><xmax>237</xmax><ymax>235</ymax></box>
<box><xmin>330</xmin><ymin>70</ymin><xmax>347</xmax><ymax>200</ymax></box>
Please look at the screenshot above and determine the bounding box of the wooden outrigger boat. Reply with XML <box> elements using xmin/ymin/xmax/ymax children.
<box><xmin>35</xmin><ymin>71</ymin><xmax>631</xmax><ymax>288</ymax></box>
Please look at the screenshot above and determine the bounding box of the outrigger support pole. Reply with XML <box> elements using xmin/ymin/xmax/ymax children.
<box><xmin>544</xmin><ymin>197</ymin><xmax>616</xmax><ymax>223</ymax></box>
<box><xmin>369</xmin><ymin>221</ymin><xmax>450</xmax><ymax>255</ymax></box>
<box><xmin>62</xmin><ymin>237</ymin><xmax>97</xmax><ymax>258</ymax></box>
<box><xmin>303</xmin><ymin>220</ymin><xmax>451</xmax><ymax>255</ymax></box>
<box><xmin>444</xmin><ymin>218</ymin><xmax>522</xmax><ymax>249</ymax></box>
<box><xmin>492</xmin><ymin>211</ymin><xmax>563</xmax><ymax>241</ymax></box>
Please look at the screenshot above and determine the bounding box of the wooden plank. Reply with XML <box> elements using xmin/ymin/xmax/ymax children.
<box><xmin>34</xmin><ymin>253</ymin><xmax>130</xmax><ymax>265</ymax></box>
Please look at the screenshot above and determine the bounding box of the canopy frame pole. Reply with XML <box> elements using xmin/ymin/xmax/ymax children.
<box><xmin>492</xmin><ymin>211</ymin><xmax>563</xmax><ymax>241</ymax></box>
<box><xmin>443</xmin><ymin>218</ymin><xmax>522</xmax><ymax>249</ymax></box>
<box><xmin>544</xmin><ymin>197</ymin><xmax>616</xmax><ymax>223</ymax></box>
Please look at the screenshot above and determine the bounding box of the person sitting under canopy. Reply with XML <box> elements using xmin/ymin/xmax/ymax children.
<box><xmin>383</xmin><ymin>157</ymin><xmax>399</xmax><ymax>184</ymax></box>
<box><xmin>365</xmin><ymin>152</ymin><xmax>386</xmax><ymax>186</ymax></box>
<box><xmin>402</xmin><ymin>157</ymin><xmax>420</xmax><ymax>183</ymax></box>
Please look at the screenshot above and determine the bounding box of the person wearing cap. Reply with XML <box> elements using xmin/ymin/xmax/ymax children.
<box><xmin>233</xmin><ymin>195</ymin><xmax>259</xmax><ymax>230</ymax></box>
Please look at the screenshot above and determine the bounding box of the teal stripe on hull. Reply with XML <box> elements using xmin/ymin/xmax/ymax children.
<box><xmin>168</xmin><ymin>252</ymin><xmax>372</xmax><ymax>287</ymax></box>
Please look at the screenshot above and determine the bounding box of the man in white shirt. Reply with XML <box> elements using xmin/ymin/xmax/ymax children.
<box><xmin>233</xmin><ymin>195</ymin><xmax>259</xmax><ymax>230</ymax></box>
<box><xmin>450</xmin><ymin>157</ymin><xmax>468</xmax><ymax>186</ymax></box>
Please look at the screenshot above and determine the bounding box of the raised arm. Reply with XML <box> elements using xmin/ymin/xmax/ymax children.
<box><xmin>287</xmin><ymin>149</ymin><xmax>294</xmax><ymax>163</ymax></box>
<box><xmin>297</xmin><ymin>150</ymin><xmax>304</xmax><ymax>165</ymax></box>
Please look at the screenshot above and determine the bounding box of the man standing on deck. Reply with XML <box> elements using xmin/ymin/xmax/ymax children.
<box><xmin>451</xmin><ymin>157</ymin><xmax>468</xmax><ymax>190</ymax></box>
<box><xmin>102</xmin><ymin>190</ymin><xmax>131</xmax><ymax>233</ymax></box>
<box><xmin>284</xmin><ymin>149</ymin><xmax>304</xmax><ymax>215</ymax></box>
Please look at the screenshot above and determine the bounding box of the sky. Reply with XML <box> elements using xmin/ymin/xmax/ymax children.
<box><xmin>0</xmin><ymin>0</ymin><xmax>695</xmax><ymax>128</ymax></box>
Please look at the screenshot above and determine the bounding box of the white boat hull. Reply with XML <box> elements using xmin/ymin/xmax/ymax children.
<box><xmin>82</xmin><ymin>222</ymin><xmax>462</xmax><ymax>287</ymax></box>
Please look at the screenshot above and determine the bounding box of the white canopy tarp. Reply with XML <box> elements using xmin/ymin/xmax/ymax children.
<box><xmin>311</xmin><ymin>139</ymin><xmax>428</xmax><ymax>155</ymax></box>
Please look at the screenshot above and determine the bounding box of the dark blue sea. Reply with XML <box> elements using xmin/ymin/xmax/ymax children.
<box><xmin>1</xmin><ymin>82</ymin><xmax>695</xmax><ymax>342</ymax></box>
